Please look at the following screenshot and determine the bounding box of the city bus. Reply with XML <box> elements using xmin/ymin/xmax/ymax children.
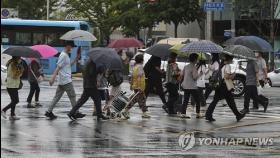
<box><xmin>1</xmin><ymin>19</ymin><xmax>92</xmax><ymax>74</ymax></box>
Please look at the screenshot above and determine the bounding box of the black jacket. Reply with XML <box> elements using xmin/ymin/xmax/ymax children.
<box><xmin>83</xmin><ymin>60</ymin><xmax>97</xmax><ymax>89</ymax></box>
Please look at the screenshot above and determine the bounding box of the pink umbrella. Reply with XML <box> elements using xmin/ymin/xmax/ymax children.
<box><xmin>108</xmin><ymin>38</ymin><xmax>144</xmax><ymax>48</ymax></box>
<box><xmin>31</xmin><ymin>45</ymin><xmax>58</xmax><ymax>58</ymax></box>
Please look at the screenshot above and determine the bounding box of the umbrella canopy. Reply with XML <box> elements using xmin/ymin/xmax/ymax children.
<box><xmin>31</xmin><ymin>45</ymin><xmax>58</xmax><ymax>58</ymax></box>
<box><xmin>145</xmin><ymin>44</ymin><xmax>172</xmax><ymax>59</ymax></box>
<box><xmin>3</xmin><ymin>46</ymin><xmax>42</xmax><ymax>58</ymax></box>
<box><xmin>157</xmin><ymin>38</ymin><xmax>198</xmax><ymax>45</ymax></box>
<box><xmin>108</xmin><ymin>38</ymin><xmax>144</xmax><ymax>48</ymax></box>
<box><xmin>223</xmin><ymin>45</ymin><xmax>256</xmax><ymax>60</ymax></box>
<box><xmin>60</xmin><ymin>30</ymin><xmax>97</xmax><ymax>41</ymax></box>
<box><xmin>169</xmin><ymin>44</ymin><xmax>186</xmax><ymax>56</ymax></box>
<box><xmin>88</xmin><ymin>47</ymin><xmax>123</xmax><ymax>70</ymax></box>
<box><xmin>180</xmin><ymin>40</ymin><xmax>223</xmax><ymax>54</ymax></box>
<box><xmin>223</xmin><ymin>36</ymin><xmax>273</xmax><ymax>52</ymax></box>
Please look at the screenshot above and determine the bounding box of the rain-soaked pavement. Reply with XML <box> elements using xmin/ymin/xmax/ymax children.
<box><xmin>1</xmin><ymin>79</ymin><xmax>280</xmax><ymax>158</ymax></box>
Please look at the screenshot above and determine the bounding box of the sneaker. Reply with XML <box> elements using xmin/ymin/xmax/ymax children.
<box><xmin>97</xmin><ymin>114</ymin><xmax>109</xmax><ymax>121</ymax></box>
<box><xmin>196</xmin><ymin>113</ymin><xmax>203</xmax><ymax>118</ymax></box>
<box><xmin>187</xmin><ymin>106</ymin><xmax>194</xmax><ymax>113</ymax></box>
<box><xmin>142</xmin><ymin>112</ymin><xmax>151</xmax><ymax>118</ymax></box>
<box><xmin>35</xmin><ymin>102</ymin><xmax>43</xmax><ymax>107</ymax></box>
<box><xmin>121</xmin><ymin>111</ymin><xmax>130</xmax><ymax>119</ymax></box>
<box><xmin>27</xmin><ymin>103</ymin><xmax>36</xmax><ymax>108</ymax></box>
<box><xmin>9</xmin><ymin>115</ymin><xmax>20</xmax><ymax>120</ymax></box>
<box><xmin>92</xmin><ymin>111</ymin><xmax>97</xmax><ymax>116</ymax></box>
<box><xmin>236</xmin><ymin>113</ymin><xmax>246</xmax><ymax>122</ymax></box>
<box><xmin>67</xmin><ymin>113</ymin><xmax>77</xmax><ymax>121</ymax></box>
<box><xmin>162</xmin><ymin>104</ymin><xmax>168</xmax><ymax>113</ymax></box>
<box><xmin>240</xmin><ymin>108</ymin><xmax>250</xmax><ymax>114</ymax></box>
<box><xmin>1</xmin><ymin>110</ymin><xmax>7</xmax><ymax>119</ymax></box>
<box><xmin>75</xmin><ymin>112</ymin><xmax>86</xmax><ymax>118</ymax></box>
<box><xmin>45</xmin><ymin>111</ymin><xmax>57</xmax><ymax>120</ymax></box>
<box><xmin>206</xmin><ymin>117</ymin><xmax>216</xmax><ymax>122</ymax></box>
<box><xmin>180</xmin><ymin>114</ymin><xmax>191</xmax><ymax>119</ymax></box>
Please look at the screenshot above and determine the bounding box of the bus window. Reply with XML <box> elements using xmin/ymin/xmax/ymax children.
<box><xmin>15</xmin><ymin>32</ymin><xmax>32</xmax><ymax>45</ymax></box>
<box><xmin>33</xmin><ymin>33</ymin><xmax>45</xmax><ymax>45</ymax></box>
<box><xmin>80</xmin><ymin>24</ymin><xmax>88</xmax><ymax>31</ymax></box>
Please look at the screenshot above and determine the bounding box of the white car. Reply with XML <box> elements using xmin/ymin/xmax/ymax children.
<box><xmin>1</xmin><ymin>65</ymin><xmax>7</xmax><ymax>85</ymax></box>
<box><xmin>268</xmin><ymin>68</ymin><xmax>280</xmax><ymax>87</ymax></box>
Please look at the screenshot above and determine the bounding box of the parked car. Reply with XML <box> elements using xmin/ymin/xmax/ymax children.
<box><xmin>268</xmin><ymin>68</ymin><xmax>280</xmax><ymax>87</ymax></box>
<box><xmin>1</xmin><ymin>65</ymin><xmax>7</xmax><ymax>85</ymax></box>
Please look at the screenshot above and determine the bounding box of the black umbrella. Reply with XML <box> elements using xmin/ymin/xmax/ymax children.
<box><xmin>223</xmin><ymin>36</ymin><xmax>273</xmax><ymax>52</ymax></box>
<box><xmin>3</xmin><ymin>46</ymin><xmax>42</xmax><ymax>58</ymax></box>
<box><xmin>145</xmin><ymin>44</ymin><xmax>172</xmax><ymax>60</ymax></box>
<box><xmin>88</xmin><ymin>47</ymin><xmax>123</xmax><ymax>70</ymax></box>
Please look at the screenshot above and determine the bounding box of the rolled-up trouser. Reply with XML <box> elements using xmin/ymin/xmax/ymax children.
<box><xmin>125</xmin><ymin>90</ymin><xmax>148</xmax><ymax>113</ymax></box>
<box><xmin>47</xmin><ymin>82</ymin><xmax>76</xmax><ymax>112</ymax></box>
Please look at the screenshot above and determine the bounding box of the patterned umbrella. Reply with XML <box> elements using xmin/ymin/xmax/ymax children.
<box><xmin>180</xmin><ymin>40</ymin><xmax>223</xmax><ymax>54</ymax></box>
<box><xmin>145</xmin><ymin>44</ymin><xmax>172</xmax><ymax>59</ymax></box>
<box><xmin>223</xmin><ymin>36</ymin><xmax>273</xmax><ymax>52</ymax></box>
<box><xmin>223</xmin><ymin>45</ymin><xmax>256</xmax><ymax>60</ymax></box>
<box><xmin>108</xmin><ymin>38</ymin><xmax>144</xmax><ymax>48</ymax></box>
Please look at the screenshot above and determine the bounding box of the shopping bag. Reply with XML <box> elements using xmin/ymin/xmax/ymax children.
<box><xmin>257</xmin><ymin>86</ymin><xmax>264</xmax><ymax>95</ymax></box>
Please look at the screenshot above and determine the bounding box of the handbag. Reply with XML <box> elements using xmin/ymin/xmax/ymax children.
<box><xmin>223</xmin><ymin>67</ymin><xmax>234</xmax><ymax>91</ymax></box>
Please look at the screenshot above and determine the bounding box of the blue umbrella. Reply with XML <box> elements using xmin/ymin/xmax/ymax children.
<box><xmin>180</xmin><ymin>40</ymin><xmax>223</xmax><ymax>54</ymax></box>
<box><xmin>223</xmin><ymin>36</ymin><xmax>273</xmax><ymax>52</ymax></box>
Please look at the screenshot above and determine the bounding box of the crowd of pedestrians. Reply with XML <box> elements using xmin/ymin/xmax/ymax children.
<box><xmin>1</xmin><ymin>42</ymin><xmax>270</xmax><ymax>122</ymax></box>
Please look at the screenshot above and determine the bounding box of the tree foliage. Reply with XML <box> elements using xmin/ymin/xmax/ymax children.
<box><xmin>158</xmin><ymin>0</ymin><xmax>205</xmax><ymax>37</ymax></box>
<box><xmin>1</xmin><ymin>0</ymin><xmax>59</xmax><ymax>19</ymax></box>
<box><xmin>65</xmin><ymin>0</ymin><xmax>119</xmax><ymax>45</ymax></box>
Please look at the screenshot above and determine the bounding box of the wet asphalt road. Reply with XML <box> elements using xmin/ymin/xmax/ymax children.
<box><xmin>1</xmin><ymin>79</ymin><xmax>280</xmax><ymax>158</ymax></box>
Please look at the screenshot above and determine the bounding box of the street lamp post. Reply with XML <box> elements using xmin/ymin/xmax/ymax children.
<box><xmin>47</xmin><ymin>0</ymin><xmax>49</xmax><ymax>20</ymax></box>
<box><xmin>231</xmin><ymin>0</ymin><xmax>235</xmax><ymax>37</ymax></box>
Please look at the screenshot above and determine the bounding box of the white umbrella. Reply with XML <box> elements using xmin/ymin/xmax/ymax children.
<box><xmin>60</xmin><ymin>30</ymin><xmax>97</xmax><ymax>41</ymax></box>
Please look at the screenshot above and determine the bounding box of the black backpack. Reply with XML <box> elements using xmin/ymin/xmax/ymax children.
<box><xmin>208</xmin><ymin>66</ymin><xmax>223</xmax><ymax>89</ymax></box>
<box><xmin>107</xmin><ymin>70</ymin><xmax>123</xmax><ymax>87</ymax></box>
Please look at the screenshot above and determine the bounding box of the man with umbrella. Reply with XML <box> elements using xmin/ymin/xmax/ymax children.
<box><xmin>45</xmin><ymin>41</ymin><xmax>85</xmax><ymax>119</ymax></box>
<box><xmin>67</xmin><ymin>58</ymin><xmax>109</xmax><ymax>121</ymax></box>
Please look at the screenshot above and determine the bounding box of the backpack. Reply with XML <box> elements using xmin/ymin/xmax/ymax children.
<box><xmin>107</xmin><ymin>70</ymin><xmax>123</xmax><ymax>87</ymax></box>
<box><xmin>208</xmin><ymin>67</ymin><xmax>222</xmax><ymax>89</ymax></box>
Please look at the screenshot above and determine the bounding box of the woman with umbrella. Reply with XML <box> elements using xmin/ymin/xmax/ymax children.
<box><xmin>205</xmin><ymin>54</ymin><xmax>246</xmax><ymax>122</ymax></box>
<box><xmin>144</xmin><ymin>56</ymin><xmax>167</xmax><ymax>112</ymax></box>
<box><xmin>180</xmin><ymin>53</ymin><xmax>202</xmax><ymax>118</ymax></box>
<box><xmin>26</xmin><ymin>58</ymin><xmax>44</xmax><ymax>108</ymax></box>
<box><xmin>1</xmin><ymin>56</ymin><xmax>24</xmax><ymax>120</ymax></box>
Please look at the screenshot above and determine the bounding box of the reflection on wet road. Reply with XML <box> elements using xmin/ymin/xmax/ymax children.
<box><xmin>1</xmin><ymin>80</ymin><xmax>280</xmax><ymax>157</ymax></box>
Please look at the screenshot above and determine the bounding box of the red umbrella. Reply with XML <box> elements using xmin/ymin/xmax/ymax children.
<box><xmin>108</xmin><ymin>38</ymin><xmax>144</xmax><ymax>48</ymax></box>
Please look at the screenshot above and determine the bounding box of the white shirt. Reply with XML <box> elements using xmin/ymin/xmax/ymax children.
<box><xmin>57</xmin><ymin>51</ymin><xmax>72</xmax><ymax>85</ymax></box>
<box><xmin>207</xmin><ymin>61</ymin><xmax>219</xmax><ymax>78</ymax></box>
<box><xmin>222</xmin><ymin>64</ymin><xmax>231</xmax><ymax>79</ymax></box>
<box><xmin>197</xmin><ymin>65</ymin><xmax>206</xmax><ymax>88</ymax></box>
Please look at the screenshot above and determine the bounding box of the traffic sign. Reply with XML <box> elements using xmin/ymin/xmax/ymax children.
<box><xmin>204</xmin><ymin>2</ymin><xmax>224</xmax><ymax>11</ymax></box>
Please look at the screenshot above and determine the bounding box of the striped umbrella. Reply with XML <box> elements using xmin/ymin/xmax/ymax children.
<box><xmin>180</xmin><ymin>40</ymin><xmax>223</xmax><ymax>55</ymax></box>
